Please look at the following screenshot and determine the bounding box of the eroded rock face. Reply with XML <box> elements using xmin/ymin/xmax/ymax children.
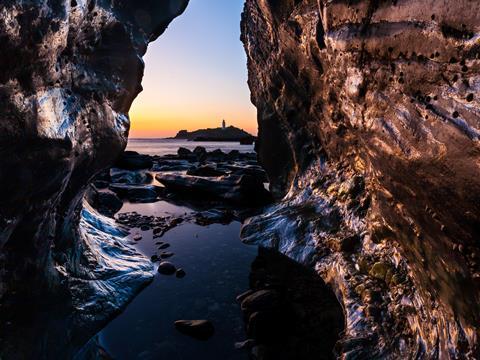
<box><xmin>0</xmin><ymin>0</ymin><xmax>187</xmax><ymax>355</ymax></box>
<box><xmin>241</xmin><ymin>0</ymin><xmax>480</xmax><ymax>358</ymax></box>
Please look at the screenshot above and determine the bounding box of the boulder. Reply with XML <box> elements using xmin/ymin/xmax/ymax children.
<box><xmin>155</xmin><ymin>173</ymin><xmax>272</xmax><ymax>206</ymax></box>
<box><xmin>110</xmin><ymin>168</ymin><xmax>153</xmax><ymax>185</ymax></box>
<box><xmin>109</xmin><ymin>184</ymin><xmax>161</xmax><ymax>203</ymax></box>
<box><xmin>241</xmin><ymin>290</ymin><xmax>280</xmax><ymax>314</ymax></box>
<box><xmin>177</xmin><ymin>147</ymin><xmax>192</xmax><ymax>156</ymax></box>
<box><xmin>158</xmin><ymin>261</ymin><xmax>176</xmax><ymax>275</ymax></box>
<box><xmin>186</xmin><ymin>165</ymin><xmax>226</xmax><ymax>177</ymax></box>
<box><xmin>85</xmin><ymin>186</ymin><xmax>123</xmax><ymax>218</ymax></box>
<box><xmin>115</xmin><ymin>151</ymin><xmax>153</xmax><ymax>170</ymax></box>
<box><xmin>193</xmin><ymin>146</ymin><xmax>207</xmax><ymax>156</ymax></box>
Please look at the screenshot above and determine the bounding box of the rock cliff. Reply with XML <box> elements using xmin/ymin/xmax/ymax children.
<box><xmin>241</xmin><ymin>0</ymin><xmax>480</xmax><ymax>358</ymax></box>
<box><xmin>0</xmin><ymin>0</ymin><xmax>187</xmax><ymax>357</ymax></box>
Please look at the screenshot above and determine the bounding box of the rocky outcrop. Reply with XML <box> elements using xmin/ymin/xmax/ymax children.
<box><xmin>241</xmin><ymin>0</ymin><xmax>480</xmax><ymax>358</ymax></box>
<box><xmin>0</xmin><ymin>0</ymin><xmax>188</xmax><ymax>356</ymax></box>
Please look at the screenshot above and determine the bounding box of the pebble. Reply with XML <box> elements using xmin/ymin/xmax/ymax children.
<box><xmin>176</xmin><ymin>268</ymin><xmax>186</xmax><ymax>278</ymax></box>
<box><xmin>235</xmin><ymin>339</ymin><xmax>256</xmax><ymax>350</ymax></box>
<box><xmin>133</xmin><ymin>234</ymin><xmax>142</xmax><ymax>241</ymax></box>
<box><xmin>160</xmin><ymin>251</ymin><xmax>174</xmax><ymax>259</ymax></box>
<box><xmin>174</xmin><ymin>320</ymin><xmax>214</xmax><ymax>340</ymax></box>
<box><xmin>158</xmin><ymin>261</ymin><xmax>176</xmax><ymax>275</ymax></box>
<box><xmin>158</xmin><ymin>243</ymin><xmax>170</xmax><ymax>249</ymax></box>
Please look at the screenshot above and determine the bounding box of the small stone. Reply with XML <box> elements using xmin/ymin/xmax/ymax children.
<box><xmin>133</xmin><ymin>234</ymin><xmax>142</xmax><ymax>241</ymax></box>
<box><xmin>236</xmin><ymin>290</ymin><xmax>254</xmax><ymax>303</ymax></box>
<box><xmin>174</xmin><ymin>320</ymin><xmax>214</xmax><ymax>340</ymax></box>
<box><xmin>369</xmin><ymin>262</ymin><xmax>389</xmax><ymax>281</ymax></box>
<box><xmin>158</xmin><ymin>243</ymin><xmax>170</xmax><ymax>249</ymax></box>
<box><xmin>234</xmin><ymin>339</ymin><xmax>256</xmax><ymax>350</ymax></box>
<box><xmin>241</xmin><ymin>290</ymin><xmax>279</xmax><ymax>313</ymax></box>
<box><xmin>160</xmin><ymin>251</ymin><xmax>174</xmax><ymax>259</ymax></box>
<box><xmin>151</xmin><ymin>255</ymin><xmax>160</xmax><ymax>262</ymax></box>
<box><xmin>158</xmin><ymin>261</ymin><xmax>176</xmax><ymax>275</ymax></box>
<box><xmin>176</xmin><ymin>268</ymin><xmax>186</xmax><ymax>278</ymax></box>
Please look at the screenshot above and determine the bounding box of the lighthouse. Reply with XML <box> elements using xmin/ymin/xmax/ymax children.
<box><xmin>222</xmin><ymin>119</ymin><xmax>226</xmax><ymax>129</ymax></box>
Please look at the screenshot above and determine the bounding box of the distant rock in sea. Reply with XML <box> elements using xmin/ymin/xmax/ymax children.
<box><xmin>173</xmin><ymin>126</ymin><xmax>255</xmax><ymax>144</ymax></box>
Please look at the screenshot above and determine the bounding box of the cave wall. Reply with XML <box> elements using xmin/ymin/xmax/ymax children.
<box><xmin>241</xmin><ymin>0</ymin><xmax>480</xmax><ymax>358</ymax></box>
<box><xmin>0</xmin><ymin>0</ymin><xmax>188</xmax><ymax>346</ymax></box>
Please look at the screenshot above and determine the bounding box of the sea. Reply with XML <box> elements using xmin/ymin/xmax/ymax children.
<box><xmin>126</xmin><ymin>138</ymin><xmax>255</xmax><ymax>156</ymax></box>
<box><xmin>98</xmin><ymin>138</ymin><xmax>258</xmax><ymax>360</ymax></box>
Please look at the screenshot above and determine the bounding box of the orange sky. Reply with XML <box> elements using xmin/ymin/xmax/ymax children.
<box><xmin>128</xmin><ymin>0</ymin><xmax>257</xmax><ymax>138</ymax></box>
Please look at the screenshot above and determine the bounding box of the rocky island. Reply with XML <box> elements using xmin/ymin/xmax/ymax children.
<box><xmin>173</xmin><ymin>121</ymin><xmax>256</xmax><ymax>144</ymax></box>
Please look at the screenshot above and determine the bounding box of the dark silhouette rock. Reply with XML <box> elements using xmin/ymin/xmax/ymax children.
<box><xmin>174</xmin><ymin>126</ymin><xmax>255</xmax><ymax>143</ymax></box>
<box><xmin>175</xmin><ymin>268</ymin><xmax>186</xmax><ymax>278</ymax></box>
<box><xmin>177</xmin><ymin>147</ymin><xmax>192</xmax><ymax>156</ymax></box>
<box><xmin>0</xmin><ymin>1</ymin><xmax>188</xmax><ymax>353</ymax></box>
<box><xmin>186</xmin><ymin>165</ymin><xmax>226</xmax><ymax>177</ymax></box>
<box><xmin>156</xmin><ymin>173</ymin><xmax>272</xmax><ymax>206</ymax></box>
<box><xmin>116</xmin><ymin>151</ymin><xmax>153</xmax><ymax>170</ymax></box>
<box><xmin>158</xmin><ymin>262</ymin><xmax>176</xmax><ymax>275</ymax></box>
<box><xmin>174</xmin><ymin>320</ymin><xmax>215</xmax><ymax>341</ymax></box>
<box><xmin>108</xmin><ymin>184</ymin><xmax>161</xmax><ymax>203</ymax></box>
<box><xmin>241</xmin><ymin>0</ymin><xmax>480</xmax><ymax>357</ymax></box>
<box><xmin>110</xmin><ymin>169</ymin><xmax>153</xmax><ymax>185</ymax></box>
<box><xmin>85</xmin><ymin>186</ymin><xmax>123</xmax><ymax>218</ymax></box>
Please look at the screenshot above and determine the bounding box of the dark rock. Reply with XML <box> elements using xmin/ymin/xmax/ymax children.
<box><xmin>241</xmin><ymin>290</ymin><xmax>280</xmax><ymax>314</ymax></box>
<box><xmin>110</xmin><ymin>169</ymin><xmax>153</xmax><ymax>185</ymax></box>
<box><xmin>236</xmin><ymin>290</ymin><xmax>255</xmax><ymax>303</ymax></box>
<box><xmin>176</xmin><ymin>268</ymin><xmax>186</xmax><ymax>278</ymax></box>
<box><xmin>0</xmin><ymin>0</ymin><xmax>187</xmax><ymax>357</ymax></box>
<box><xmin>247</xmin><ymin>311</ymin><xmax>282</xmax><ymax>342</ymax></box>
<box><xmin>177</xmin><ymin>147</ymin><xmax>192</xmax><ymax>156</ymax></box>
<box><xmin>93</xmin><ymin>180</ymin><xmax>110</xmax><ymax>189</ymax></box>
<box><xmin>158</xmin><ymin>243</ymin><xmax>170</xmax><ymax>250</ymax></box>
<box><xmin>227</xmin><ymin>165</ymin><xmax>268</xmax><ymax>183</ymax></box>
<box><xmin>200</xmin><ymin>149</ymin><xmax>227</xmax><ymax>162</ymax></box>
<box><xmin>174</xmin><ymin>320</ymin><xmax>215</xmax><ymax>341</ymax></box>
<box><xmin>116</xmin><ymin>151</ymin><xmax>153</xmax><ymax>170</ymax></box>
<box><xmin>160</xmin><ymin>251</ymin><xmax>174</xmax><ymax>259</ymax></box>
<box><xmin>109</xmin><ymin>184</ymin><xmax>161</xmax><ymax>203</ymax></box>
<box><xmin>85</xmin><ymin>186</ymin><xmax>123</xmax><ymax>218</ymax></box>
<box><xmin>241</xmin><ymin>1</ymin><xmax>480</xmax><ymax>356</ymax></box>
<box><xmin>174</xmin><ymin>126</ymin><xmax>254</xmax><ymax>142</ymax></box>
<box><xmin>186</xmin><ymin>165</ymin><xmax>226</xmax><ymax>177</ymax></box>
<box><xmin>227</xmin><ymin>150</ymin><xmax>241</xmax><ymax>160</ymax></box>
<box><xmin>158</xmin><ymin>262</ymin><xmax>176</xmax><ymax>275</ymax></box>
<box><xmin>151</xmin><ymin>255</ymin><xmax>160</xmax><ymax>262</ymax></box>
<box><xmin>194</xmin><ymin>209</ymin><xmax>233</xmax><ymax>226</ymax></box>
<box><xmin>235</xmin><ymin>339</ymin><xmax>256</xmax><ymax>350</ymax></box>
<box><xmin>152</xmin><ymin>160</ymin><xmax>192</xmax><ymax>172</ymax></box>
<box><xmin>193</xmin><ymin>146</ymin><xmax>207</xmax><ymax>157</ymax></box>
<box><xmin>133</xmin><ymin>234</ymin><xmax>142</xmax><ymax>241</ymax></box>
<box><xmin>155</xmin><ymin>174</ymin><xmax>272</xmax><ymax>206</ymax></box>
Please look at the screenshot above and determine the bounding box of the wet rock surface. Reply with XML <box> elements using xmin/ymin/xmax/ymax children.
<box><xmin>236</xmin><ymin>248</ymin><xmax>344</xmax><ymax>360</ymax></box>
<box><xmin>0</xmin><ymin>0</ymin><xmax>188</xmax><ymax>358</ymax></box>
<box><xmin>241</xmin><ymin>0</ymin><xmax>480</xmax><ymax>357</ymax></box>
<box><xmin>156</xmin><ymin>173</ymin><xmax>272</xmax><ymax>206</ymax></box>
<box><xmin>174</xmin><ymin>320</ymin><xmax>215</xmax><ymax>341</ymax></box>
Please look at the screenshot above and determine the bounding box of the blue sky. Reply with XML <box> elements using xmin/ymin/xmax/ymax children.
<box><xmin>129</xmin><ymin>0</ymin><xmax>257</xmax><ymax>137</ymax></box>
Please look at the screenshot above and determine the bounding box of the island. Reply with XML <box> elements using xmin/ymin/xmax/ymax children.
<box><xmin>173</xmin><ymin>120</ymin><xmax>256</xmax><ymax>145</ymax></box>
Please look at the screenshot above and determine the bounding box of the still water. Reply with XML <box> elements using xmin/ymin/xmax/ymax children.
<box><xmin>126</xmin><ymin>138</ymin><xmax>254</xmax><ymax>156</ymax></box>
<box><xmin>98</xmin><ymin>201</ymin><xmax>257</xmax><ymax>360</ymax></box>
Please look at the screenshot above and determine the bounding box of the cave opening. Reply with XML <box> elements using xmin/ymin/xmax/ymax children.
<box><xmin>85</xmin><ymin>0</ymin><xmax>346</xmax><ymax>359</ymax></box>
<box><xmin>0</xmin><ymin>0</ymin><xmax>345</xmax><ymax>359</ymax></box>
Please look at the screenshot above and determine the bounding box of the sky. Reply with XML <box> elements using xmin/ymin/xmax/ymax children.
<box><xmin>128</xmin><ymin>0</ymin><xmax>257</xmax><ymax>138</ymax></box>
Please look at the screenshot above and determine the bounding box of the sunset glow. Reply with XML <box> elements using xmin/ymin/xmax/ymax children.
<box><xmin>128</xmin><ymin>0</ymin><xmax>257</xmax><ymax>138</ymax></box>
